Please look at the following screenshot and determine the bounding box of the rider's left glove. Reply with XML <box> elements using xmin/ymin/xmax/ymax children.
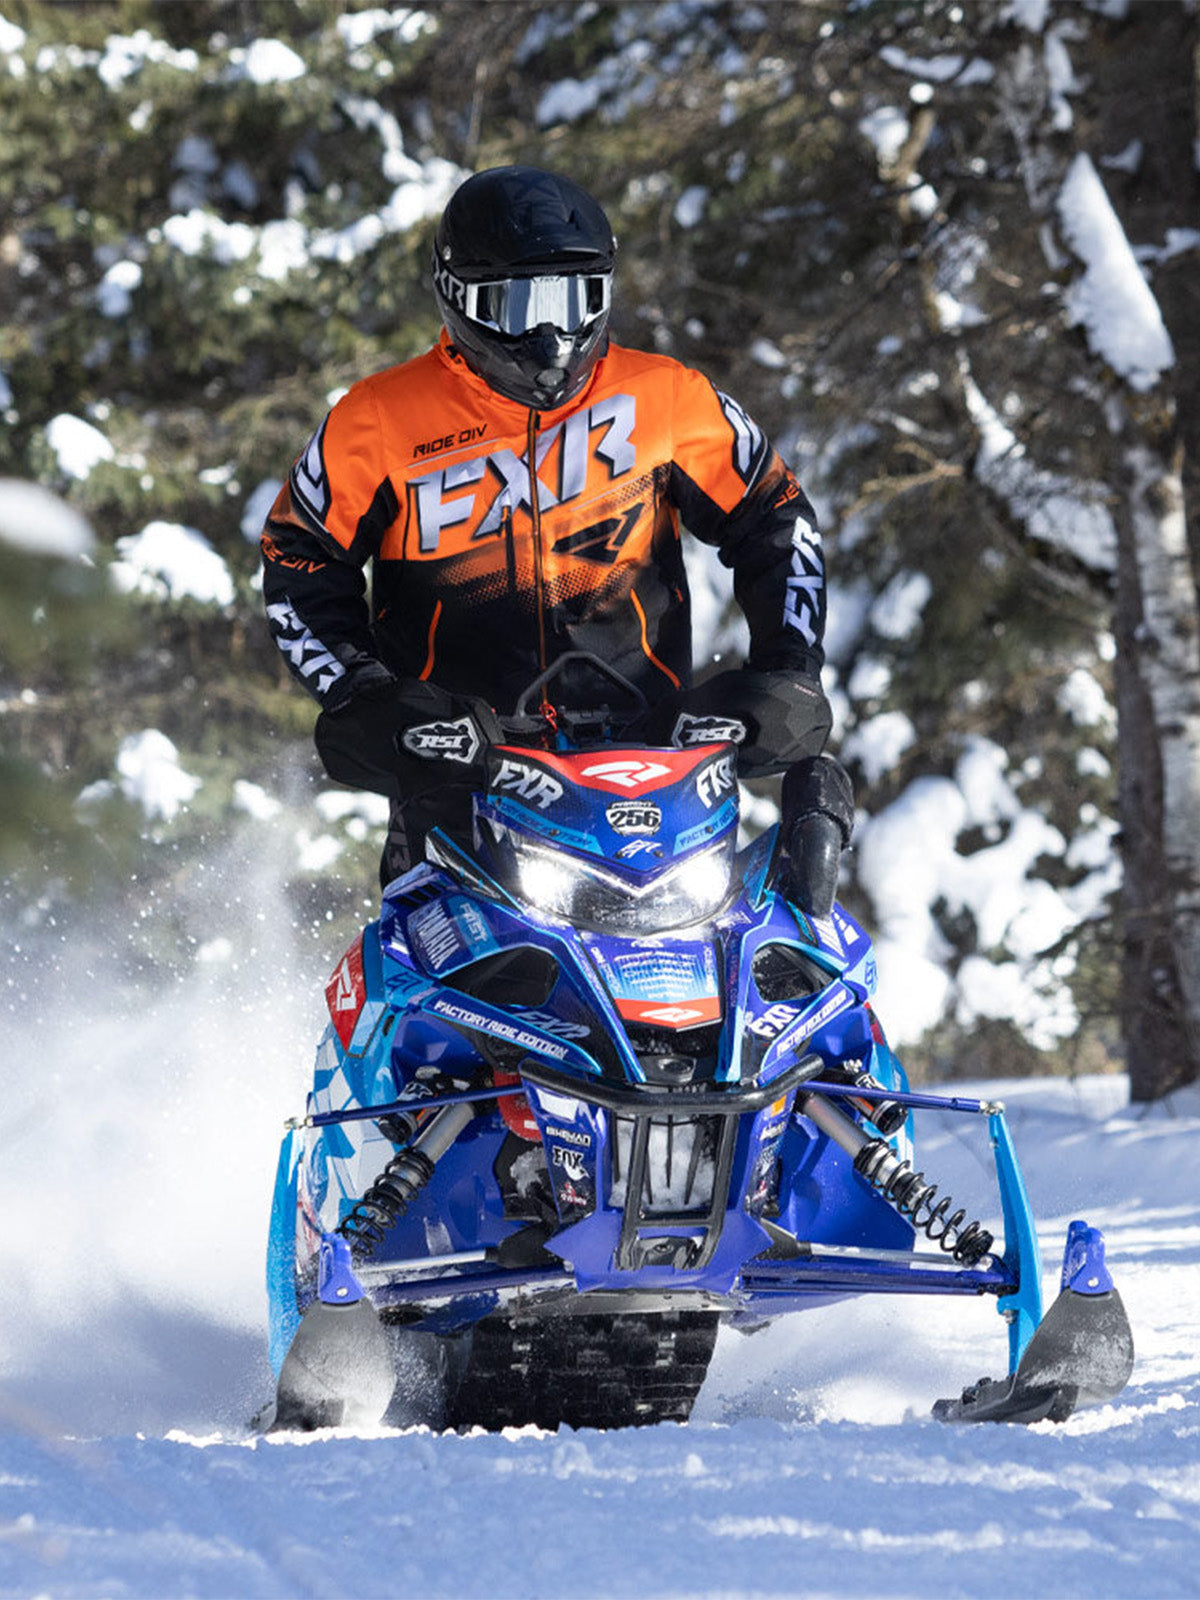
<box><xmin>315</xmin><ymin>673</ymin><xmax>500</xmax><ymax>799</ymax></box>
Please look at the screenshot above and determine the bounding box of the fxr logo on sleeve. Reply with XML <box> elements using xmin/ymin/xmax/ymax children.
<box><xmin>265</xmin><ymin>597</ymin><xmax>346</xmax><ymax>697</ymax></box>
<box><xmin>410</xmin><ymin>394</ymin><xmax>637</xmax><ymax>552</ymax></box>
<box><xmin>784</xmin><ymin>514</ymin><xmax>824</xmax><ymax>646</ymax></box>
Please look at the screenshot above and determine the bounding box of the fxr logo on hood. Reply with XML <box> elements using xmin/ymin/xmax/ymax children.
<box><xmin>696</xmin><ymin>754</ymin><xmax>737</xmax><ymax>809</ymax></box>
<box><xmin>492</xmin><ymin>757</ymin><xmax>564</xmax><ymax>809</ymax></box>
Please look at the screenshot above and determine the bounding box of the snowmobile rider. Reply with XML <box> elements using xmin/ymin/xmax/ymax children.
<box><xmin>261</xmin><ymin>164</ymin><xmax>846</xmax><ymax>888</ymax></box>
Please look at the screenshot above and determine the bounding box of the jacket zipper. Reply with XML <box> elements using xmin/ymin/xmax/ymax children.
<box><xmin>527</xmin><ymin>407</ymin><xmax>548</xmax><ymax>673</ymax></box>
<box><xmin>501</xmin><ymin>502</ymin><xmax>517</xmax><ymax>597</ymax></box>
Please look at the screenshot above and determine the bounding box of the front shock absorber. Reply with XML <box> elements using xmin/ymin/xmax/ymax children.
<box><xmin>797</xmin><ymin>1090</ymin><xmax>993</xmax><ymax>1266</ymax></box>
<box><xmin>337</xmin><ymin>1100</ymin><xmax>476</xmax><ymax>1263</ymax></box>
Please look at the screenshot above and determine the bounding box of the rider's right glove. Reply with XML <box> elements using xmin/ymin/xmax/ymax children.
<box><xmin>315</xmin><ymin>673</ymin><xmax>501</xmax><ymax>799</ymax></box>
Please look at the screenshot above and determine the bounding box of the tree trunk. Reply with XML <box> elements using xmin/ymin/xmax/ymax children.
<box><xmin>1115</xmin><ymin>443</ymin><xmax>1200</xmax><ymax>1098</ymax></box>
<box><xmin>1082</xmin><ymin>2</ymin><xmax>1200</xmax><ymax>1097</ymax></box>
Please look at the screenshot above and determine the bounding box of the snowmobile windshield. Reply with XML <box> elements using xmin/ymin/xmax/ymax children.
<box><xmin>505</xmin><ymin>832</ymin><xmax>736</xmax><ymax>935</ymax></box>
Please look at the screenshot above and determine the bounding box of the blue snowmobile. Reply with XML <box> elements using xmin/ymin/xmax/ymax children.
<box><xmin>265</xmin><ymin>655</ymin><xmax>1133</xmax><ymax>1431</ymax></box>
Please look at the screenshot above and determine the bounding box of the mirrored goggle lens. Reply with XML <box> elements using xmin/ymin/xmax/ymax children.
<box><xmin>467</xmin><ymin>274</ymin><xmax>611</xmax><ymax>336</ymax></box>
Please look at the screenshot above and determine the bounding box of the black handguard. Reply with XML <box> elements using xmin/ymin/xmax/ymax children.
<box><xmin>315</xmin><ymin>675</ymin><xmax>501</xmax><ymax>799</ymax></box>
<box><xmin>637</xmin><ymin>667</ymin><xmax>832</xmax><ymax>777</ymax></box>
<box><xmin>779</xmin><ymin>753</ymin><xmax>855</xmax><ymax>919</ymax></box>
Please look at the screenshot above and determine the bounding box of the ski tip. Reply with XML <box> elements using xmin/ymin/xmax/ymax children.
<box><xmin>934</xmin><ymin>1280</ymin><xmax>1134</xmax><ymax>1425</ymax></box>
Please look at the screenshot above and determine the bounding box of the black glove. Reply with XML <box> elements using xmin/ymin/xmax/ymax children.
<box><xmin>637</xmin><ymin>668</ymin><xmax>832</xmax><ymax>778</ymax></box>
<box><xmin>315</xmin><ymin>675</ymin><xmax>501</xmax><ymax>799</ymax></box>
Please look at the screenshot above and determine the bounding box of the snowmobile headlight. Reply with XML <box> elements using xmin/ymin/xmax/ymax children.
<box><xmin>510</xmin><ymin>834</ymin><xmax>735</xmax><ymax>934</ymax></box>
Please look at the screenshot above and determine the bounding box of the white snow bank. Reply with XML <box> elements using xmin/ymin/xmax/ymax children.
<box><xmin>0</xmin><ymin>478</ymin><xmax>94</xmax><ymax>557</ymax></box>
<box><xmin>111</xmin><ymin>520</ymin><xmax>235</xmax><ymax>606</ymax></box>
<box><xmin>1058</xmin><ymin>153</ymin><xmax>1175</xmax><ymax>391</ymax></box>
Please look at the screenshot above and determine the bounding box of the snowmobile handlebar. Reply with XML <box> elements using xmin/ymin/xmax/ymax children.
<box><xmin>495</xmin><ymin>651</ymin><xmax>650</xmax><ymax>745</ymax></box>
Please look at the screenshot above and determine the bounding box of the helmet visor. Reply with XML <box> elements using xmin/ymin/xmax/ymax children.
<box><xmin>467</xmin><ymin>273</ymin><xmax>611</xmax><ymax>336</ymax></box>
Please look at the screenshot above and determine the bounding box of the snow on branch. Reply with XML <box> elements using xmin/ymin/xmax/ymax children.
<box><xmin>1056</xmin><ymin>153</ymin><xmax>1175</xmax><ymax>392</ymax></box>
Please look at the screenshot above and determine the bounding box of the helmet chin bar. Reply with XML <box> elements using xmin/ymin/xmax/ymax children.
<box><xmin>535</xmin><ymin>366</ymin><xmax>568</xmax><ymax>397</ymax></box>
<box><xmin>443</xmin><ymin>306</ymin><xmax>607</xmax><ymax>410</ymax></box>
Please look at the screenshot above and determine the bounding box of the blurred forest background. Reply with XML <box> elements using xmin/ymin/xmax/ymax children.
<box><xmin>1</xmin><ymin>0</ymin><xmax>1198</xmax><ymax>1095</ymax></box>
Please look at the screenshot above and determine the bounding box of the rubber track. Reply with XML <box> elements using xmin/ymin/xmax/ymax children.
<box><xmin>447</xmin><ymin>1310</ymin><xmax>720</xmax><ymax>1431</ymax></box>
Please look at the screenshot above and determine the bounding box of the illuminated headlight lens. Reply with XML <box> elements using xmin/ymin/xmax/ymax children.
<box><xmin>511</xmin><ymin>836</ymin><xmax>735</xmax><ymax>934</ymax></box>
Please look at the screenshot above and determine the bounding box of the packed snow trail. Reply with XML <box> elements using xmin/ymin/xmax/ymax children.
<box><xmin>3</xmin><ymin>1382</ymin><xmax>1199</xmax><ymax>1600</ymax></box>
<box><xmin>1</xmin><ymin>850</ymin><xmax>1198</xmax><ymax>1596</ymax></box>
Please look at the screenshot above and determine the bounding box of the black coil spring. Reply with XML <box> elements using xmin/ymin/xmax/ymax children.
<box><xmin>854</xmin><ymin>1138</ymin><xmax>994</xmax><ymax>1266</ymax></box>
<box><xmin>337</xmin><ymin>1147</ymin><xmax>436</xmax><ymax>1262</ymax></box>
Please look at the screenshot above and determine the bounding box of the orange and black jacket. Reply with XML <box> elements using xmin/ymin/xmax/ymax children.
<box><xmin>261</xmin><ymin>333</ymin><xmax>825</xmax><ymax>714</ymax></box>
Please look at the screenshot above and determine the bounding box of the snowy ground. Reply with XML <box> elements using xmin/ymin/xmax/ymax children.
<box><xmin>2</xmin><ymin>850</ymin><xmax>1198</xmax><ymax>1600</ymax></box>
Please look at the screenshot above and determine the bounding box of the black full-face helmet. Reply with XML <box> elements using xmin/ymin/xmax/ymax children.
<box><xmin>432</xmin><ymin>165</ymin><xmax>616</xmax><ymax>410</ymax></box>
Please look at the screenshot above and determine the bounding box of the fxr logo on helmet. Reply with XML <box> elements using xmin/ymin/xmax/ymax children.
<box><xmin>432</xmin><ymin>258</ymin><xmax>468</xmax><ymax>312</ymax></box>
